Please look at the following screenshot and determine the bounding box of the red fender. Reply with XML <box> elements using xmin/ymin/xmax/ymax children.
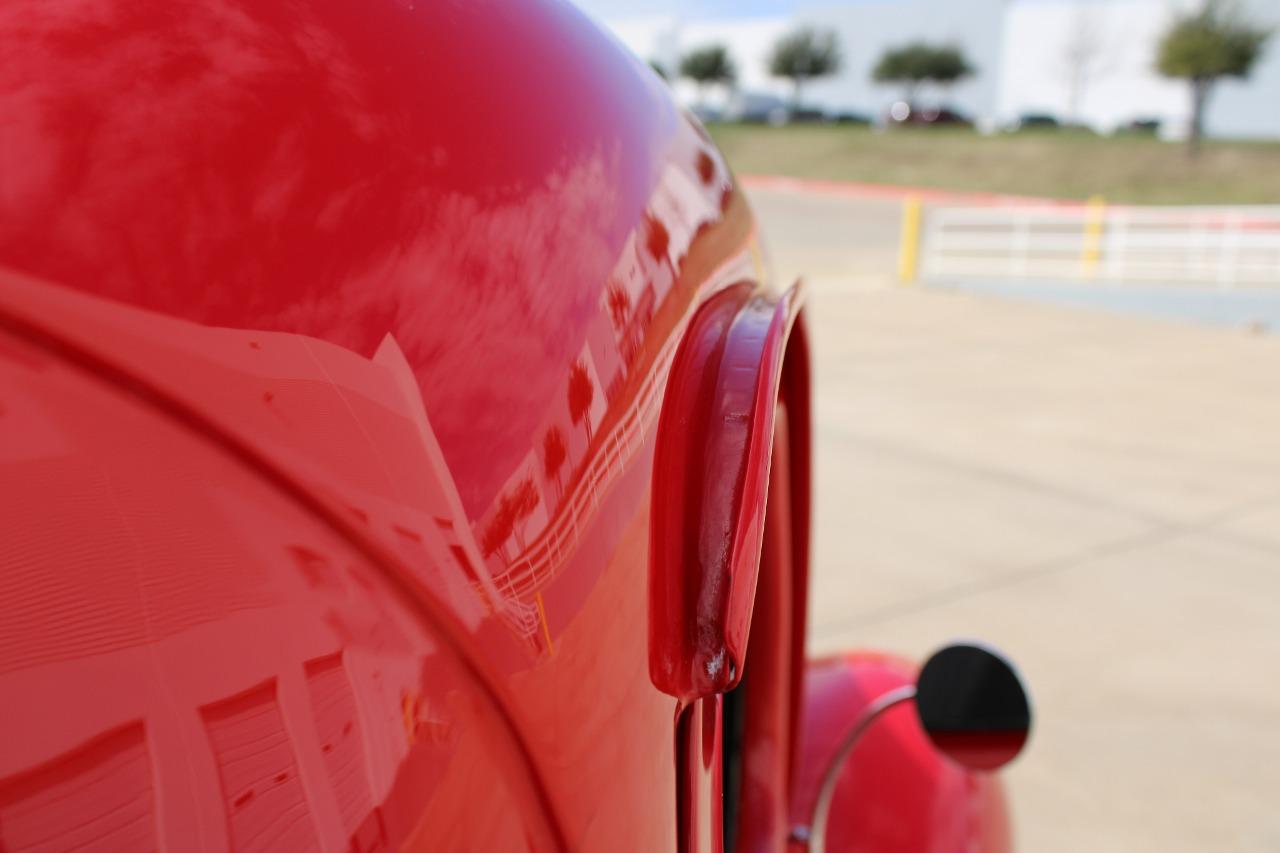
<box><xmin>648</xmin><ymin>280</ymin><xmax>805</xmax><ymax>704</ymax></box>
<box><xmin>790</xmin><ymin>654</ymin><xmax>1014</xmax><ymax>853</ymax></box>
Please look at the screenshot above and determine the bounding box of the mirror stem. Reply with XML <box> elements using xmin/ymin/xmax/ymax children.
<box><xmin>791</xmin><ymin>684</ymin><xmax>917</xmax><ymax>853</ymax></box>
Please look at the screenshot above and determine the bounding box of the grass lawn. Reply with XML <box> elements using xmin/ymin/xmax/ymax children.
<box><xmin>707</xmin><ymin>123</ymin><xmax>1280</xmax><ymax>205</ymax></box>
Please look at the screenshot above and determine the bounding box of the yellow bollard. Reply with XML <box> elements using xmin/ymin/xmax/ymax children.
<box><xmin>897</xmin><ymin>194</ymin><xmax>923</xmax><ymax>284</ymax></box>
<box><xmin>1080</xmin><ymin>194</ymin><xmax>1107</xmax><ymax>278</ymax></box>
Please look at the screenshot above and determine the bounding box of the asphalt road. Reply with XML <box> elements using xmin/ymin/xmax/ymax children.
<box><xmin>746</xmin><ymin>185</ymin><xmax>1280</xmax><ymax>852</ymax></box>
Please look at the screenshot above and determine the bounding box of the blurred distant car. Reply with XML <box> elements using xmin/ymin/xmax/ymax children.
<box><xmin>788</xmin><ymin>107</ymin><xmax>832</xmax><ymax>123</ymax></box>
<box><xmin>887</xmin><ymin>101</ymin><xmax>974</xmax><ymax>127</ymax></box>
<box><xmin>732</xmin><ymin>94</ymin><xmax>829</xmax><ymax>126</ymax></box>
<box><xmin>725</xmin><ymin>91</ymin><xmax>790</xmax><ymax>124</ymax></box>
<box><xmin>689</xmin><ymin>103</ymin><xmax>726</xmax><ymax>124</ymax></box>
<box><xmin>1011</xmin><ymin>112</ymin><xmax>1060</xmax><ymax>131</ymax></box>
<box><xmin>1121</xmin><ymin>117</ymin><xmax>1162</xmax><ymax>135</ymax></box>
<box><xmin>832</xmin><ymin>111</ymin><xmax>873</xmax><ymax>125</ymax></box>
<box><xmin>726</xmin><ymin>93</ymin><xmax>868</xmax><ymax>127</ymax></box>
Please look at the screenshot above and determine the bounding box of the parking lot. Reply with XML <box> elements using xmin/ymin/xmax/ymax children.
<box><xmin>747</xmin><ymin>184</ymin><xmax>1280</xmax><ymax>852</ymax></box>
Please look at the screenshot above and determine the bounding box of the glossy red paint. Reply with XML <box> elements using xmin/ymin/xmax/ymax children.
<box><xmin>729</xmin><ymin>404</ymin><xmax>800</xmax><ymax>853</ymax></box>
<box><xmin>925</xmin><ymin>732</ymin><xmax>1032</xmax><ymax>773</ymax></box>
<box><xmin>679</xmin><ymin>696</ymin><xmax>725</xmax><ymax>853</ymax></box>
<box><xmin>789</xmin><ymin>654</ymin><xmax>1014</xmax><ymax>853</ymax></box>
<box><xmin>0</xmin><ymin>329</ymin><xmax>559</xmax><ymax>851</ymax></box>
<box><xmin>0</xmin><ymin>0</ymin><xmax>1018</xmax><ymax>850</ymax></box>
<box><xmin>0</xmin><ymin>0</ymin><xmax>766</xmax><ymax>846</ymax></box>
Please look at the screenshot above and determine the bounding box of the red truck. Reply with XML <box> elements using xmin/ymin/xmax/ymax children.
<box><xmin>0</xmin><ymin>1</ymin><xmax>1030</xmax><ymax>850</ymax></box>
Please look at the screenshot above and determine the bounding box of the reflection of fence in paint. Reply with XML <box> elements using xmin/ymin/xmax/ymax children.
<box><xmin>920</xmin><ymin>204</ymin><xmax>1280</xmax><ymax>286</ymax></box>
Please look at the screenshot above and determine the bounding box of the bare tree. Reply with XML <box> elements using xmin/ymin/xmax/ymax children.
<box><xmin>1058</xmin><ymin>6</ymin><xmax>1112</xmax><ymax>124</ymax></box>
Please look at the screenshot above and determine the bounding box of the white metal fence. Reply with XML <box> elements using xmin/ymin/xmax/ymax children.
<box><xmin>921</xmin><ymin>204</ymin><xmax>1280</xmax><ymax>286</ymax></box>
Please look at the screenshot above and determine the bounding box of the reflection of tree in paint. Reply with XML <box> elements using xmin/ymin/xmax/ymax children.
<box><xmin>479</xmin><ymin>476</ymin><xmax>540</xmax><ymax>560</ymax></box>
<box><xmin>508</xmin><ymin>477</ymin><xmax>538</xmax><ymax>551</ymax></box>
<box><xmin>541</xmin><ymin>427</ymin><xmax>567</xmax><ymax>503</ymax></box>
<box><xmin>606</xmin><ymin>283</ymin><xmax>631</xmax><ymax>334</ymax></box>
<box><xmin>643</xmin><ymin>213</ymin><xmax>671</xmax><ymax>267</ymax></box>
<box><xmin>480</xmin><ymin>496</ymin><xmax>515</xmax><ymax>559</ymax></box>
<box><xmin>567</xmin><ymin>360</ymin><xmax>594</xmax><ymax>443</ymax></box>
<box><xmin>696</xmin><ymin>149</ymin><xmax>716</xmax><ymax>185</ymax></box>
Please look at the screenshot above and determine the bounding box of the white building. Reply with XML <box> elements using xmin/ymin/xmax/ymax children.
<box><xmin>999</xmin><ymin>0</ymin><xmax>1280</xmax><ymax>137</ymax></box>
<box><xmin>596</xmin><ymin>0</ymin><xmax>1280</xmax><ymax>138</ymax></box>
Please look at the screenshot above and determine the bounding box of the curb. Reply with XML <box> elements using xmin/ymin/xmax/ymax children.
<box><xmin>738</xmin><ymin>174</ymin><xmax>1080</xmax><ymax>207</ymax></box>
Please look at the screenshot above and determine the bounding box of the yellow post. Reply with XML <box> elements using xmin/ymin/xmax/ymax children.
<box><xmin>1080</xmin><ymin>194</ymin><xmax>1107</xmax><ymax>278</ymax></box>
<box><xmin>897</xmin><ymin>195</ymin><xmax>923</xmax><ymax>284</ymax></box>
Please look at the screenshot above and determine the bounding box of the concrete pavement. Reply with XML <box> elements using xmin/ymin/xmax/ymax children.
<box><xmin>747</xmin><ymin>186</ymin><xmax>1280</xmax><ymax>852</ymax></box>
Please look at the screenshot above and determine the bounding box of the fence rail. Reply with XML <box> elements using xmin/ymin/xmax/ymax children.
<box><xmin>920</xmin><ymin>203</ymin><xmax>1280</xmax><ymax>286</ymax></box>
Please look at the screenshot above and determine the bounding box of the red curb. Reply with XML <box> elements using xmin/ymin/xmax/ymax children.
<box><xmin>738</xmin><ymin>173</ymin><xmax>1082</xmax><ymax>207</ymax></box>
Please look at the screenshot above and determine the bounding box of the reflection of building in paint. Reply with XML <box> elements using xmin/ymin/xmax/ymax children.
<box><xmin>202</xmin><ymin>680</ymin><xmax>321</xmax><ymax>852</ymax></box>
<box><xmin>0</xmin><ymin>724</ymin><xmax>155</xmax><ymax>851</ymax></box>
<box><xmin>0</xmin><ymin>107</ymin><xmax>736</xmax><ymax>662</ymax></box>
<box><xmin>0</xmin><ymin>334</ymin><xmax>528</xmax><ymax>850</ymax></box>
<box><xmin>472</xmin><ymin>117</ymin><xmax>748</xmax><ymax>616</ymax></box>
<box><xmin>305</xmin><ymin>655</ymin><xmax>376</xmax><ymax>842</ymax></box>
<box><xmin>0</xmin><ymin>92</ymin><xmax>745</xmax><ymax>847</ymax></box>
<box><xmin>0</xmin><ymin>269</ymin><xmax>507</xmax><ymax>632</ymax></box>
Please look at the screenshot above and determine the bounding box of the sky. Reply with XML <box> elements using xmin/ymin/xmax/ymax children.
<box><xmin>570</xmin><ymin>0</ymin><xmax>1124</xmax><ymax>21</ymax></box>
<box><xmin>571</xmin><ymin>0</ymin><xmax>810</xmax><ymax>20</ymax></box>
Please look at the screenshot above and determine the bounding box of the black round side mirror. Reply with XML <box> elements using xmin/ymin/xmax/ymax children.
<box><xmin>915</xmin><ymin>642</ymin><xmax>1032</xmax><ymax>772</ymax></box>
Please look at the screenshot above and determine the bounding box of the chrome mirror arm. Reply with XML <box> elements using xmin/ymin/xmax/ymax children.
<box><xmin>790</xmin><ymin>684</ymin><xmax>917</xmax><ymax>853</ymax></box>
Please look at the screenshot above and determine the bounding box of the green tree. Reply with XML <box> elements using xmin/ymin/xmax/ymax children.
<box><xmin>767</xmin><ymin>27</ymin><xmax>842</xmax><ymax>113</ymax></box>
<box><xmin>679</xmin><ymin>44</ymin><xmax>736</xmax><ymax>107</ymax></box>
<box><xmin>648</xmin><ymin>58</ymin><xmax>669</xmax><ymax>81</ymax></box>
<box><xmin>1156</xmin><ymin>0</ymin><xmax>1271</xmax><ymax>157</ymax></box>
<box><xmin>872</xmin><ymin>42</ymin><xmax>974</xmax><ymax>110</ymax></box>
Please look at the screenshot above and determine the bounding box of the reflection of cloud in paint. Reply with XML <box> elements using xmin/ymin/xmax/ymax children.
<box><xmin>0</xmin><ymin>0</ymin><xmax>386</xmax><ymax>298</ymax></box>
<box><xmin>283</xmin><ymin>149</ymin><xmax>628</xmax><ymax>517</ymax></box>
<box><xmin>0</xmin><ymin>0</ymin><xmax>670</xmax><ymax>519</ymax></box>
